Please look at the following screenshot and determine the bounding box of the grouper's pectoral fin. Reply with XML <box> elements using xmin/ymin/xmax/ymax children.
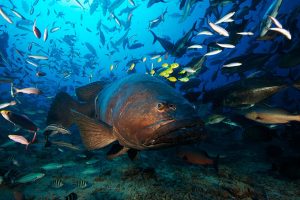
<box><xmin>70</xmin><ymin>110</ymin><xmax>116</xmax><ymax>150</ymax></box>
<box><xmin>106</xmin><ymin>143</ymin><xmax>129</xmax><ymax>160</ymax></box>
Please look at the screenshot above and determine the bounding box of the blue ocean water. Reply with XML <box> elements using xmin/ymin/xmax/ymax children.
<box><xmin>0</xmin><ymin>0</ymin><xmax>300</xmax><ymax>199</ymax></box>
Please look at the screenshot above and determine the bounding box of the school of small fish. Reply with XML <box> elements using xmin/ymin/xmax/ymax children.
<box><xmin>0</xmin><ymin>0</ymin><xmax>300</xmax><ymax>198</ymax></box>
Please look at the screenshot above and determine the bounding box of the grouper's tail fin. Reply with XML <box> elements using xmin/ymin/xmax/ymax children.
<box><xmin>46</xmin><ymin>92</ymin><xmax>94</xmax><ymax>128</ymax></box>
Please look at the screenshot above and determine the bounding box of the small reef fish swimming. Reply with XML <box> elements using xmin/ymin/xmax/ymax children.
<box><xmin>28</xmin><ymin>55</ymin><xmax>49</xmax><ymax>60</ymax></box>
<box><xmin>43</xmin><ymin>28</ymin><xmax>48</xmax><ymax>42</ymax></box>
<box><xmin>48</xmin><ymin>140</ymin><xmax>81</xmax><ymax>151</ymax></box>
<box><xmin>260</xmin><ymin>0</ymin><xmax>283</xmax><ymax>37</ymax></box>
<box><xmin>1</xmin><ymin>110</ymin><xmax>39</xmax><ymax>132</ymax></box>
<box><xmin>25</xmin><ymin>60</ymin><xmax>39</xmax><ymax>67</ymax></box>
<box><xmin>52</xmin><ymin>178</ymin><xmax>64</xmax><ymax>188</ymax></box>
<box><xmin>41</xmin><ymin>163</ymin><xmax>63</xmax><ymax>170</ymax></box>
<box><xmin>36</xmin><ymin>71</ymin><xmax>47</xmax><ymax>77</ymax></box>
<box><xmin>205</xmin><ymin>49</ymin><xmax>222</xmax><ymax>56</ymax></box>
<box><xmin>215</xmin><ymin>11</ymin><xmax>235</xmax><ymax>25</ymax></box>
<box><xmin>13</xmin><ymin>87</ymin><xmax>43</xmax><ymax>95</ymax></box>
<box><xmin>223</xmin><ymin>62</ymin><xmax>242</xmax><ymax>68</ymax></box>
<box><xmin>65</xmin><ymin>192</ymin><xmax>78</xmax><ymax>200</ymax></box>
<box><xmin>177</xmin><ymin>149</ymin><xmax>219</xmax><ymax>172</ymax></box>
<box><xmin>75</xmin><ymin>179</ymin><xmax>88</xmax><ymax>189</ymax></box>
<box><xmin>43</xmin><ymin>123</ymin><xmax>71</xmax><ymax>146</ymax></box>
<box><xmin>236</xmin><ymin>32</ymin><xmax>254</xmax><ymax>35</ymax></box>
<box><xmin>15</xmin><ymin>173</ymin><xmax>45</xmax><ymax>184</ymax></box>
<box><xmin>8</xmin><ymin>134</ymin><xmax>30</xmax><ymax>149</ymax></box>
<box><xmin>0</xmin><ymin>100</ymin><xmax>16</xmax><ymax>110</ymax></box>
<box><xmin>216</xmin><ymin>43</ymin><xmax>235</xmax><ymax>49</ymax></box>
<box><xmin>0</xmin><ymin>7</ymin><xmax>13</xmax><ymax>24</ymax></box>
<box><xmin>208</xmin><ymin>21</ymin><xmax>229</xmax><ymax>36</ymax></box>
<box><xmin>245</xmin><ymin>108</ymin><xmax>300</xmax><ymax>124</ymax></box>
<box><xmin>32</xmin><ymin>19</ymin><xmax>41</xmax><ymax>39</ymax></box>
<box><xmin>197</xmin><ymin>30</ymin><xmax>213</xmax><ymax>36</ymax></box>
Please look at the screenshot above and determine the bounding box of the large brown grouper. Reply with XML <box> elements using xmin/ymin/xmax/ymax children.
<box><xmin>46</xmin><ymin>74</ymin><xmax>205</xmax><ymax>159</ymax></box>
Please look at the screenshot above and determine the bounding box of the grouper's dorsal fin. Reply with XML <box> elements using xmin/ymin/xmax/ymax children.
<box><xmin>75</xmin><ymin>81</ymin><xmax>108</xmax><ymax>102</ymax></box>
<box><xmin>47</xmin><ymin>92</ymin><xmax>95</xmax><ymax>127</ymax></box>
<box><xmin>47</xmin><ymin>92</ymin><xmax>78</xmax><ymax>127</ymax></box>
<box><xmin>71</xmin><ymin>110</ymin><xmax>116</xmax><ymax>150</ymax></box>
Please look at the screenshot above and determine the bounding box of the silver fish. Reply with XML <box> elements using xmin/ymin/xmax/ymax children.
<box><xmin>208</xmin><ymin>21</ymin><xmax>229</xmax><ymax>36</ymax></box>
<box><xmin>16</xmin><ymin>173</ymin><xmax>45</xmax><ymax>183</ymax></box>
<box><xmin>223</xmin><ymin>62</ymin><xmax>242</xmax><ymax>68</ymax></box>
<box><xmin>260</xmin><ymin>0</ymin><xmax>283</xmax><ymax>37</ymax></box>
<box><xmin>41</xmin><ymin>163</ymin><xmax>63</xmax><ymax>170</ymax></box>
<box><xmin>44</xmin><ymin>124</ymin><xmax>71</xmax><ymax>137</ymax></box>
<box><xmin>0</xmin><ymin>101</ymin><xmax>16</xmax><ymax>110</ymax></box>
<box><xmin>269</xmin><ymin>28</ymin><xmax>291</xmax><ymax>40</ymax></box>
<box><xmin>81</xmin><ymin>167</ymin><xmax>98</xmax><ymax>175</ymax></box>
<box><xmin>28</xmin><ymin>55</ymin><xmax>49</xmax><ymax>60</ymax></box>
<box><xmin>43</xmin><ymin>28</ymin><xmax>48</xmax><ymax>42</ymax></box>
<box><xmin>204</xmin><ymin>50</ymin><xmax>222</xmax><ymax>56</ymax></box>
<box><xmin>215</xmin><ymin>12</ymin><xmax>235</xmax><ymax>25</ymax></box>
<box><xmin>0</xmin><ymin>7</ymin><xmax>13</xmax><ymax>24</ymax></box>
<box><xmin>11</xmin><ymin>9</ymin><xmax>25</xmax><ymax>19</ymax></box>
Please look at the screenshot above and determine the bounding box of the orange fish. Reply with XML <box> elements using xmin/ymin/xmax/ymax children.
<box><xmin>13</xmin><ymin>87</ymin><xmax>42</xmax><ymax>95</ymax></box>
<box><xmin>8</xmin><ymin>132</ymin><xmax>36</xmax><ymax>150</ymax></box>
<box><xmin>177</xmin><ymin>150</ymin><xmax>219</xmax><ymax>172</ymax></box>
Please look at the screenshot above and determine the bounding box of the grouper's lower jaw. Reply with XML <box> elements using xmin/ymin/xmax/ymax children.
<box><xmin>143</xmin><ymin>120</ymin><xmax>206</xmax><ymax>149</ymax></box>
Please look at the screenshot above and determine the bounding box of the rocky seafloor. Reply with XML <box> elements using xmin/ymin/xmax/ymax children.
<box><xmin>0</xmin><ymin>123</ymin><xmax>300</xmax><ymax>200</ymax></box>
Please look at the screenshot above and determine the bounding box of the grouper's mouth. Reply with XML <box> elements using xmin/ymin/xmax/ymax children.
<box><xmin>143</xmin><ymin>119</ymin><xmax>206</xmax><ymax>148</ymax></box>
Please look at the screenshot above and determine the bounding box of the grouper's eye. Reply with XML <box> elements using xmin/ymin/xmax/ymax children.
<box><xmin>156</xmin><ymin>102</ymin><xmax>165</xmax><ymax>111</ymax></box>
<box><xmin>156</xmin><ymin>102</ymin><xmax>176</xmax><ymax>112</ymax></box>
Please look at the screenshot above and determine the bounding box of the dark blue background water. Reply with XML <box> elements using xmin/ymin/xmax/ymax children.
<box><xmin>0</xmin><ymin>0</ymin><xmax>300</xmax><ymax>104</ymax></box>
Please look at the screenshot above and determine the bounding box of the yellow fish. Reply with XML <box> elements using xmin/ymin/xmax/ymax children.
<box><xmin>157</xmin><ymin>57</ymin><xmax>162</xmax><ymax>63</ymax></box>
<box><xmin>142</xmin><ymin>57</ymin><xmax>147</xmax><ymax>62</ymax></box>
<box><xmin>179</xmin><ymin>77</ymin><xmax>189</xmax><ymax>82</ymax></box>
<box><xmin>150</xmin><ymin>69</ymin><xmax>155</xmax><ymax>75</ymax></box>
<box><xmin>159</xmin><ymin>71</ymin><xmax>168</xmax><ymax>77</ymax></box>
<box><xmin>166</xmin><ymin>68</ymin><xmax>173</xmax><ymax>74</ymax></box>
<box><xmin>179</xmin><ymin>70</ymin><xmax>186</xmax><ymax>74</ymax></box>
<box><xmin>168</xmin><ymin>77</ymin><xmax>177</xmax><ymax>82</ymax></box>
<box><xmin>159</xmin><ymin>71</ymin><xmax>167</xmax><ymax>77</ymax></box>
<box><xmin>170</xmin><ymin>63</ymin><xmax>179</xmax><ymax>69</ymax></box>
<box><xmin>129</xmin><ymin>63</ymin><xmax>135</xmax><ymax>71</ymax></box>
<box><xmin>162</xmin><ymin>63</ymin><xmax>169</xmax><ymax>68</ymax></box>
<box><xmin>110</xmin><ymin>64</ymin><xmax>114</xmax><ymax>71</ymax></box>
<box><xmin>159</xmin><ymin>68</ymin><xmax>173</xmax><ymax>77</ymax></box>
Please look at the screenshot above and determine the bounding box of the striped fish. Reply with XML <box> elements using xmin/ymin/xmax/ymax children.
<box><xmin>65</xmin><ymin>192</ymin><xmax>78</xmax><ymax>200</ymax></box>
<box><xmin>75</xmin><ymin>179</ymin><xmax>88</xmax><ymax>189</ymax></box>
<box><xmin>52</xmin><ymin>178</ymin><xmax>64</xmax><ymax>188</ymax></box>
<box><xmin>7</xmin><ymin>154</ymin><xmax>16</xmax><ymax>162</ymax></box>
